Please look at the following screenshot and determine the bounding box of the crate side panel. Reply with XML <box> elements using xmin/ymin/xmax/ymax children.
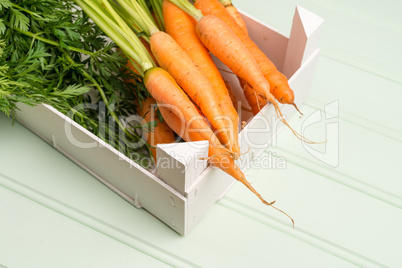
<box><xmin>15</xmin><ymin>103</ymin><xmax>187</xmax><ymax>235</ymax></box>
<box><xmin>288</xmin><ymin>49</ymin><xmax>321</xmax><ymax>108</ymax></box>
<box><xmin>240</xmin><ymin>11</ymin><xmax>289</xmax><ymax>70</ymax></box>
<box><xmin>282</xmin><ymin>6</ymin><xmax>324</xmax><ymax>78</ymax></box>
<box><xmin>185</xmin><ymin>167</ymin><xmax>235</xmax><ymax>234</ymax></box>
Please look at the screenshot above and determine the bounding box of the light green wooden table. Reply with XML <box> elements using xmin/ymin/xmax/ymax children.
<box><xmin>1</xmin><ymin>0</ymin><xmax>401</xmax><ymax>267</ymax></box>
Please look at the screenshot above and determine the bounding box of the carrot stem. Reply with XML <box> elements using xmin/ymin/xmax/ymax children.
<box><xmin>137</xmin><ymin>0</ymin><xmax>154</xmax><ymax>22</ymax></box>
<box><xmin>150</xmin><ymin>0</ymin><xmax>165</xmax><ymax>30</ymax></box>
<box><xmin>111</xmin><ymin>2</ymin><xmax>152</xmax><ymax>43</ymax></box>
<box><xmin>76</xmin><ymin>0</ymin><xmax>156</xmax><ymax>73</ymax></box>
<box><xmin>101</xmin><ymin>0</ymin><xmax>154</xmax><ymax>69</ymax></box>
<box><xmin>115</xmin><ymin>0</ymin><xmax>160</xmax><ymax>35</ymax></box>
<box><xmin>76</xmin><ymin>0</ymin><xmax>143</xmax><ymax>73</ymax></box>
<box><xmin>218</xmin><ymin>0</ymin><xmax>231</xmax><ymax>5</ymax></box>
<box><xmin>168</xmin><ymin>0</ymin><xmax>203</xmax><ymax>21</ymax></box>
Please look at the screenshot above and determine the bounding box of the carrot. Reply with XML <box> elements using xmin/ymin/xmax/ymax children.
<box><xmin>194</xmin><ymin>0</ymin><xmax>302</xmax><ymax>114</ymax></box>
<box><xmin>216</xmin><ymin>0</ymin><xmax>271</xmax><ymax>115</ymax></box>
<box><xmin>150</xmin><ymin>30</ymin><xmax>239</xmax><ymax>156</ymax></box>
<box><xmin>137</xmin><ymin>97</ymin><xmax>176</xmax><ymax>162</ymax></box>
<box><xmin>239</xmin><ymin>77</ymin><xmax>267</xmax><ymax>115</ymax></box>
<box><xmin>162</xmin><ymin>0</ymin><xmax>240</xmax><ymax>157</ymax></box>
<box><xmin>226</xmin><ymin>5</ymin><xmax>247</xmax><ymax>34</ymax></box>
<box><xmin>218</xmin><ymin>0</ymin><xmax>248</xmax><ymax>34</ymax></box>
<box><xmin>194</xmin><ymin>15</ymin><xmax>287</xmax><ymax>122</ymax></box>
<box><xmin>123</xmin><ymin>47</ymin><xmax>175</xmax><ymax>162</ymax></box>
<box><xmin>164</xmin><ymin>1</ymin><xmax>271</xmax><ymax>102</ymax></box>
<box><xmin>157</xmin><ymin>100</ymin><xmax>219</xmax><ymax>148</ymax></box>
<box><xmin>223</xmin><ymin>79</ymin><xmax>238</xmax><ymax>111</ymax></box>
<box><xmin>144</xmin><ymin>67</ymin><xmax>224</xmax><ymax>148</ymax></box>
<box><xmin>217</xmin><ymin>0</ymin><xmax>262</xmax><ymax>114</ymax></box>
<box><xmin>159</xmin><ymin>101</ymin><xmax>293</xmax><ymax>224</ymax></box>
<box><xmin>145</xmin><ymin>67</ymin><xmax>239</xmax><ymax>159</ymax></box>
<box><xmin>221</xmin><ymin>0</ymin><xmax>292</xmax><ymax>115</ymax></box>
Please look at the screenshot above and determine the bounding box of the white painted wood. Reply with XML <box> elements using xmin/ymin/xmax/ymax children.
<box><xmin>283</xmin><ymin>6</ymin><xmax>325</xmax><ymax>78</ymax></box>
<box><xmin>156</xmin><ymin>141</ymin><xmax>209</xmax><ymax>196</ymax></box>
<box><xmin>15</xmin><ymin>103</ymin><xmax>187</xmax><ymax>234</ymax></box>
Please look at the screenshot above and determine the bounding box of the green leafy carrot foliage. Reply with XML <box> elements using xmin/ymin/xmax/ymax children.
<box><xmin>1</xmin><ymin>0</ymin><xmax>154</xmax><ymax>167</ymax></box>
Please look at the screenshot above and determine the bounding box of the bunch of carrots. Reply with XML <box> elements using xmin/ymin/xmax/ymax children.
<box><xmin>74</xmin><ymin>0</ymin><xmax>306</xmax><ymax>223</ymax></box>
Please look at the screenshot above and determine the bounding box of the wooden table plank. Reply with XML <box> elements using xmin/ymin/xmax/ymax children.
<box><xmin>0</xmin><ymin>114</ymin><xmax>358</xmax><ymax>267</ymax></box>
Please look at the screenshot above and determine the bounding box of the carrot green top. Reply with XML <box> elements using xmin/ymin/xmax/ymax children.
<box><xmin>218</xmin><ymin>0</ymin><xmax>232</xmax><ymax>6</ymax></box>
<box><xmin>75</xmin><ymin>0</ymin><xmax>156</xmax><ymax>75</ymax></box>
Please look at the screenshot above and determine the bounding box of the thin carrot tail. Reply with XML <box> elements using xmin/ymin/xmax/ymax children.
<box><xmin>207</xmin><ymin>135</ymin><xmax>294</xmax><ymax>226</ymax></box>
<box><xmin>237</xmin><ymin>168</ymin><xmax>275</xmax><ymax>206</ymax></box>
<box><xmin>208</xmin><ymin>147</ymin><xmax>273</xmax><ymax>208</ymax></box>
<box><xmin>271</xmin><ymin>100</ymin><xmax>323</xmax><ymax>144</ymax></box>
<box><xmin>232</xmin><ymin>164</ymin><xmax>294</xmax><ymax>226</ymax></box>
<box><xmin>271</xmin><ymin>204</ymin><xmax>295</xmax><ymax>228</ymax></box>
<box><xmin>291</xmin><ymin>102</ymin><xmax>303</xmax><ymax>117</ymax></box>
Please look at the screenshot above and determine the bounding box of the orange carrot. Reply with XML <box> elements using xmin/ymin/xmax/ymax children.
<box><xmin>124</xmin><ymin>55</ymin><xmax>175</xmax><ymax>162</ymax></box>
<box><xmin>218</xmin><ymin>1</ymin><xmax>273</xmax><ymax>115</ymax></box>
<box><xmin>162</xmin><ymin>0</ymin><xmax>240</xmax><ymax>157</ymax></box>
<box><xmin>194</xmin><ymin>0</ymin><xmax>301</xmax><ymax>113</ymax></box>
<box><xmin>149</xmin><ymin>30</ymin><xmax>240</xmax><ymax>156</ymax></box>
<box><xmin>218</xmin><ymin>1</ymin><xmax>261</xmax><ymax>113</ymax></box>
<box><xmin>158</xmin><ymin>103</ymin><xmax>218</xmax><ymax>147</ymax></box>
<box><xmin>194</xmin><ymin>15</ymin><xmax>284</xmax><ymax>119</ymax></box>
<box><xmin>226</xmin><ymin>5</ymin><xmax>247</xmax><ymax>34</ymax></box>
<box><xmin>143</xmin><ymin>67</ymin><xmax>223</xmax><ymax>148</ymax></box>
<box><xmin>223</xmin><ymin>79</ymin><xmax>238</xmax><ymax>111</ymax></box>
<box><xmin>218</xmin><ymin>0</ymin><xmax>248</xmax><ymax>34</ymax></box>
<box><xmin>239</xmin><ymin>77</ymin><xmax>267</xmax><ymax>115</ymax></box>
<box><xmin>137</xmin><ymin>97</ymin><xmax>176</xmax><ymax>162</ymax></box>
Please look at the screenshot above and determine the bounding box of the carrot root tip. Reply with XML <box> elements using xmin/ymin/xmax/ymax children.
<box><xmin>291</xmin><ymin>102</ymin><xmax>303</xmax><ymax>117</ymax></box>
<box><xmin>271</xmin><ymin>204</ymin><xmax>295</xmax><ymax>228</ymax></box>
<box><xmin>272</xmin><ymin>102</ymin><xmax>325</xmax><ymax>145</ymax></box>
<box><xmin>241</xmin><ymin>147</ymin><xmax>250</xmax><ymax>156</ymax></box>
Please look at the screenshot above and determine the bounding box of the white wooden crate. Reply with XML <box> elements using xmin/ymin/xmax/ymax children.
<box><xmin>15</xmin><ymin>6</ymin><xmax>323</xmax><ymax>235</ymax></box>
